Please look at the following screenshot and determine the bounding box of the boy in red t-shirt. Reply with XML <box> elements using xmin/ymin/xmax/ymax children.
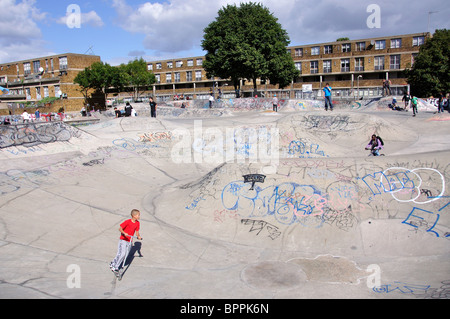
<box><xmin>110</xmin><ymin>209</ymin><xmax>142</xmax><ymax>273</ymax></box>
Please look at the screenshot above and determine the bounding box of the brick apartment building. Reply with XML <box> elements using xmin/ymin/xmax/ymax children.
<box><xmin>140</xmin><ymin>32</ymin><xmax>429</xmax><ymax>101</ymax></box>
<box><xmin>0</xmin><ymin>53</ymin><xmax>101</xmax><ymax>114</ymax></box>
<box><xmin>0</xmin><ymin>32</ymin><xmax>430</xmax><ymax>113</ymax></box>
<box><xmin>288</xmin><ymin>32</ymin><xmax>429</xmax><ymax>99</ymax></box>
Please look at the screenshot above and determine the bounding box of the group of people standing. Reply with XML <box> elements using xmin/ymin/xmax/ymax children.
<box><xmin>114</xmin><ymin>97</ymin><xmax>157</xmax><ymax>118</ymax></box>
<box><xmin>398</xmin><ymin>93</ymin><xmax>419</xmax><ymax>116</ymax></box>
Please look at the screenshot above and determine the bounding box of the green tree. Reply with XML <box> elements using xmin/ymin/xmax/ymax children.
<box><xmin>120</xmin><ymin>58</ymin><xmax>156</xmax><ymax>101</ymax></box>
<box><xmin>407</xmin><ymin>29</ymin><xmax>450</xmax><ymax>97</ymax></box>
<box><xmin>73</xmin><ymin>66</ymin><xmax>92</xmax><ymax>103</ymax></box>
<box><xmin>201</xmin><ymin>2</ymin><xmax>299</xmax><ymax>95</ymax></box>
<box><xmin>74</xmin><ymin>61</ymin><xmax>125</xmax><ymax>105</ymax></box>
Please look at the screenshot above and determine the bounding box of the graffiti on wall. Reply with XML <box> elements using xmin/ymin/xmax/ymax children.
<box><xmin>0</xmin><ymin>123</ymin><xmax>81</xmax><ymax>148</ymax></box>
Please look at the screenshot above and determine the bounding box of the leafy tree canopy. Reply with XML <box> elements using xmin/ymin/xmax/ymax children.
<box><xmin>74</xmin><ymin>58</ymin><xmax>156</xmax><ymax>103</ymax></box>
<box><xmin>407</xmin><ymin>29</ymin><xmax>450</xmax><ymax>97</ymax></box>
<box><xmin>74</xmin><ymin>61</ymin><xmax>123</xmax><ymax>102</ymax></box>
<box><xmin>119</xmin><ymin>58</ymin><xmax>156</xmax><ymax>100</ymax></box>
<box><xmin>201</xmin><ymin>2</ymin><xmax>299</xmax><ymax>92</ymax></box>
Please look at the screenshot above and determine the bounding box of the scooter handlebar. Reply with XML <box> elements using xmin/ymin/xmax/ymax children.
<box><xmin>127</xmin><ymin>235</ymin><xmax>142</xmax><ymax>240</ymax></box>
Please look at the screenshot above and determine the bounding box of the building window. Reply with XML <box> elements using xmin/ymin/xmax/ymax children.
<box><xmin>413</xmin><ymin>36</ymin><xmax>425</xmax><ymax>46</ymax></box>
<box><xmin>390</xmin><ymin>55</ymin><xmax>401</xmax><ymax>69</ymax></box>
<box><xmin>341</xmin><ymin>58</ymin><xmax>350</xmax><ymax>72</ymax></box>
<box><xmin>174</xmin><ymin>72</ymin><xmax>180</xmax><ymax>82</ymax></box>
<box><xmin>295</xmin><ymin>62</ymin><xmax>302</xmax><ymax>73</ymax></box>
<box><xmin>375</xmin><ymin>40</ymin><xmax>386</xmax><ymax>50</ymax></box>
<box><xmin>323</xmin><ymin>60</ymin><xmax>332</xmax><ymax>73</ymax></box>
<box><xmin>374</xmin><ymin>56</ymin><xmax>385</xmax><ymax>70</ymax></box>
<box><xmin>355</xmin><ymin>42</ymin><xmax>366</xmax><ymax>51</ymax></box>
<box><xmin>167</xmin><ymin>61</ymin><xmax>173</xmax><ymax>69</ymax></box>
<box><xmin>355</xmin><ymin>57</ymin><xmax>364</xmax><ymax>71</ymax></box>
<box><xmin>147</xmin><ymin>64</ymin><xmax>153</xmax><ymax>71</ymax></box>
<box><xmin>54</xmin><ymin>85</ymin><xmax>60</xmax><ymax>97</ymax></box>
<box><xmin>33</xmin><ymin>60</ymin><xmax>41</xmax><ymax>73</ymax></box>
<box><xmin>176</xmin><ymin>61</ymin><xmax>183</xmax><ymax>68</ymax></box>
<box><xmin>155</xmin><ymin>74</ymin><xmax>161</xmax><ymax>84</ymax></box>
<box><xmin>186</xmin><ymin>71</ymin><xmax>193</xmax><ymax>82</ymax></box>
<box><xmin>324</xmin><ymin>45</ymin><xmax>333</xmax><ymax>54</ymax></box>
<box><xmin>43</xmin><ymin>86</ymin><xmax>49</xmax><ymax>98</ymax></box>
<box><xmin>295</xmin><ymin>48</ymin><xmax>303</xmax><ymax>57</ymax></box>
<box><xmin>187</xmin><ymin>59</ymin><xmax>194</xmax><ymax>67</ymax></box>
<box><xmin>36</xmin><ymin>87</ymin><xmax>41</xmax><ymax>100</ymax></box>
<box><xmin>156</xmin><ymin>63</ymin><xmax>162</xmax><ymax>70</ymax></box>
<box><xmin>195</xmin><ymin>70</ymin><xmax>202</xmax><ymax>81</ymax></box>
<box><xmin>311</xmin><ymin>46</ymin><xmax>320</xmax><ymax>55</ymax></box>
<box><xmin>59</xmin><ymin>56</ymin><xmax>68</xmax><ymax>70</ymax></box>
<box><xmin>23</xmin><ymin>62</ymin><xmax>31</xmax><ymax>76</ymax></box>
<box><xmin>310</xmin><ymin>61</ymin><xmax>318</xmax><ymax>74</ymax></box>
<box><xmin>166</xmin><ymin>73</ymin><xmax>172</xmax><ymax>83</ymax></box>
<box><xmin>341</xmin><ymin>43</ymin><xmax>351</xmax><ymax>52</ymax></box>
<box><xmin>196</xmin><ymin>58</ymin><xmax>203</xmax><ymax>66</ymax></box>
<box><xmin>390</xmin><ymin>38</ymin><xmax>402</xmax><ymax>48</ymax></box>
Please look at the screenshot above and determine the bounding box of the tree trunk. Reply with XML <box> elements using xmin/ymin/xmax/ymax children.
<box><xmin>253</xmin><ymin>78</ymin><xmax>258</xmax><ymax>97</ymax></box>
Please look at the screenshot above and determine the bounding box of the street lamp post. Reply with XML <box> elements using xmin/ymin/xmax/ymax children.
<box><xmin>427</xmin><ymin>11</ymin><xmax>438</xmax><ymax>34</ymax></box>
<box><xmin>357</xmin><ymin>75</ymin><xmax>362</xmax><ymax>100</ymax></box>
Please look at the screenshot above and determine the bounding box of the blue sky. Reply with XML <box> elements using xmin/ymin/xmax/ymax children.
<box><xmin>0</xmin><ymin>0</ymin><xmax>449</xmax><ymax>65</ymax></box>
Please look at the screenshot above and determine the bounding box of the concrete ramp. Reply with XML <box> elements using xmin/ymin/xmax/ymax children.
<box><xmin>157</xmin><ymin>155</ymin><xmax>449</xmax><ymax>257</ymax></box>
<box><xmin>0</xmin><ymin>103</ymin><xmax>449</xmax><ymax>299</ymax></box>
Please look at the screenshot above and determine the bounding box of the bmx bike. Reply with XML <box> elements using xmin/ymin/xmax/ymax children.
<box><xmin>366</xmin><ymin>148</ymin><xmax>385</xmax><ymax>156</ymax></box>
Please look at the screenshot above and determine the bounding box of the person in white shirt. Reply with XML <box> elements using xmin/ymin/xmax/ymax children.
<box><xmin>209</xmin><ymin>94</ymin><xmax>214</xmax><ymax>108</ymax></box>
<box><xmin>22</xmin><ymin>111</ymin><xmax>31</xmax><ymax>123</ymax></box>
<box><xmin>272</xmin><ymin>94</ymin><xmax>279</xmax><ymax>112</ymax></box>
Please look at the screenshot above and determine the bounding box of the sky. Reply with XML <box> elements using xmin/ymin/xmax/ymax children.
<box><xmin>0</xmin><ymin>0</ymin><xmax>449</xmax><ymax>66</ymax></box>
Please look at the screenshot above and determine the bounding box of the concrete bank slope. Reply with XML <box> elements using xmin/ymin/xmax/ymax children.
<box><xmin>0</xmin><ymin>108</ymin><xmax>449</xmax><ymax>299</ymax></box>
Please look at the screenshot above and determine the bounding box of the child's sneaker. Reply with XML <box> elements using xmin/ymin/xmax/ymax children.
<box><xmin>109</xmin><ymin>263</ymin><xmax>118</xmax><ymax>273</ymax></box>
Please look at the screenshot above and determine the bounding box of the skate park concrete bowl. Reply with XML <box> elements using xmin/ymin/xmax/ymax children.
<box><xmin>0</xmin><ymin>97</ymin><xmax>449</xmax><ymax>299</ymax></box>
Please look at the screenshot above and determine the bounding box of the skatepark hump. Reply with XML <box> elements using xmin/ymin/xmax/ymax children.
<box><xmin>0</xmin><ymin>97</ymin><xmax>449</xmax><ymax>299</ymax></box>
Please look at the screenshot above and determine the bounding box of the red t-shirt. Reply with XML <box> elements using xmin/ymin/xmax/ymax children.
<box><xmin>120</xmin><ymin>219</ymin><xmax>140</xmax><ymax>242</ymax></box>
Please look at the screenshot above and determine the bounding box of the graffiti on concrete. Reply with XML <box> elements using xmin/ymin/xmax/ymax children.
<box><xmin>0</xmin><ymin>123</ymin><xmax>81</xmax><ymax>148</ymax></box>
<box><xmin>243</xmin><ymin>174</ymin><xmax>266</xmax><ymax>190</ymax></box>
<box><xmin>241</xmin><ymin>218</ymin><xmax>282</xmax><ymax>240</ymax></box>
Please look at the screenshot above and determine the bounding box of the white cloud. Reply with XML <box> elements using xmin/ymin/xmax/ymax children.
<box><xmin>81</xmin><ymin>11</ymin><xmax>105</xmax><ymax>28</ymax></box>
<box><xmin>109</xmin><ymin>0</ymin><xmax>450</xmax><ymax>57</ymax></box>
<box><xmin>268</xmin><ymin>0</ymin><xmax>450</xmax><ymax>44</ymax></box>
<box><xmin>111</xmin><ymin>0</ymin><xmax>238</xmax><ymax>53</ymax></box>
<box><xmin>0</xmin><ymin>0</ymin><xmax>44</xmax><ymax>44</ymax></box>
<box><xmin>56</xmin><ymin>10</ymin><xmax>104</xmax><ymax>28</ymax></box>
<box><xmin>0</xmin><ymin>0</ymin><xmax>53</xmax><ymax>63</ymax></box>
<box><xmin>0</xmin><ymin>42</ymin><xmax>56</xmax><ymax>65</ymax></box>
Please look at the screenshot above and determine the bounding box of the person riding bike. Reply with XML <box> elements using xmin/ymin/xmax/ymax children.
<box><xmin>365</xmin><ymin>134</ymin><xmax>383</xmax><ymax>156</ymax></box>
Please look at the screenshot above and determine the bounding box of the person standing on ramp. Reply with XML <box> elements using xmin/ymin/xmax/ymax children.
<box><xmin>323</xmin><ymin>83</ymin><xmax>334</xmax><ymax>111</ymax></box>
<box><xmin>149</xmin><ymin>97</ymin><xmax>157</xmax><ymax>118</ymax></box>
<box><xmin>110</xmin><ymin>209</ymin><xmax>142</xmax><ymax>275</ymax></box>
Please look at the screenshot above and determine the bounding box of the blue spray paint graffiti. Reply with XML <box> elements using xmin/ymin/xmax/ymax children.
<box><xmin>221</xmin><ymin>181</ymin><xmax>328</xmax><ymax>226</ymax></box>
<box><xmin>361</xmin><ymin>170</ymin><xmax>415</xmax><ymax>197</ymax></box>
<box><xmin>402</xmin><ymin>201</ymin><xmax>450</xmax><ymax>238</ymax></box>
<box><xmin>288</xmin><ymin>141</ymin><xmax>328</xmax><ymax>158</ymax></box>
<box><xmin>373</xmin><ymin>282</ymin><xmax>431</xmax><ymax>295</ymax></box>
